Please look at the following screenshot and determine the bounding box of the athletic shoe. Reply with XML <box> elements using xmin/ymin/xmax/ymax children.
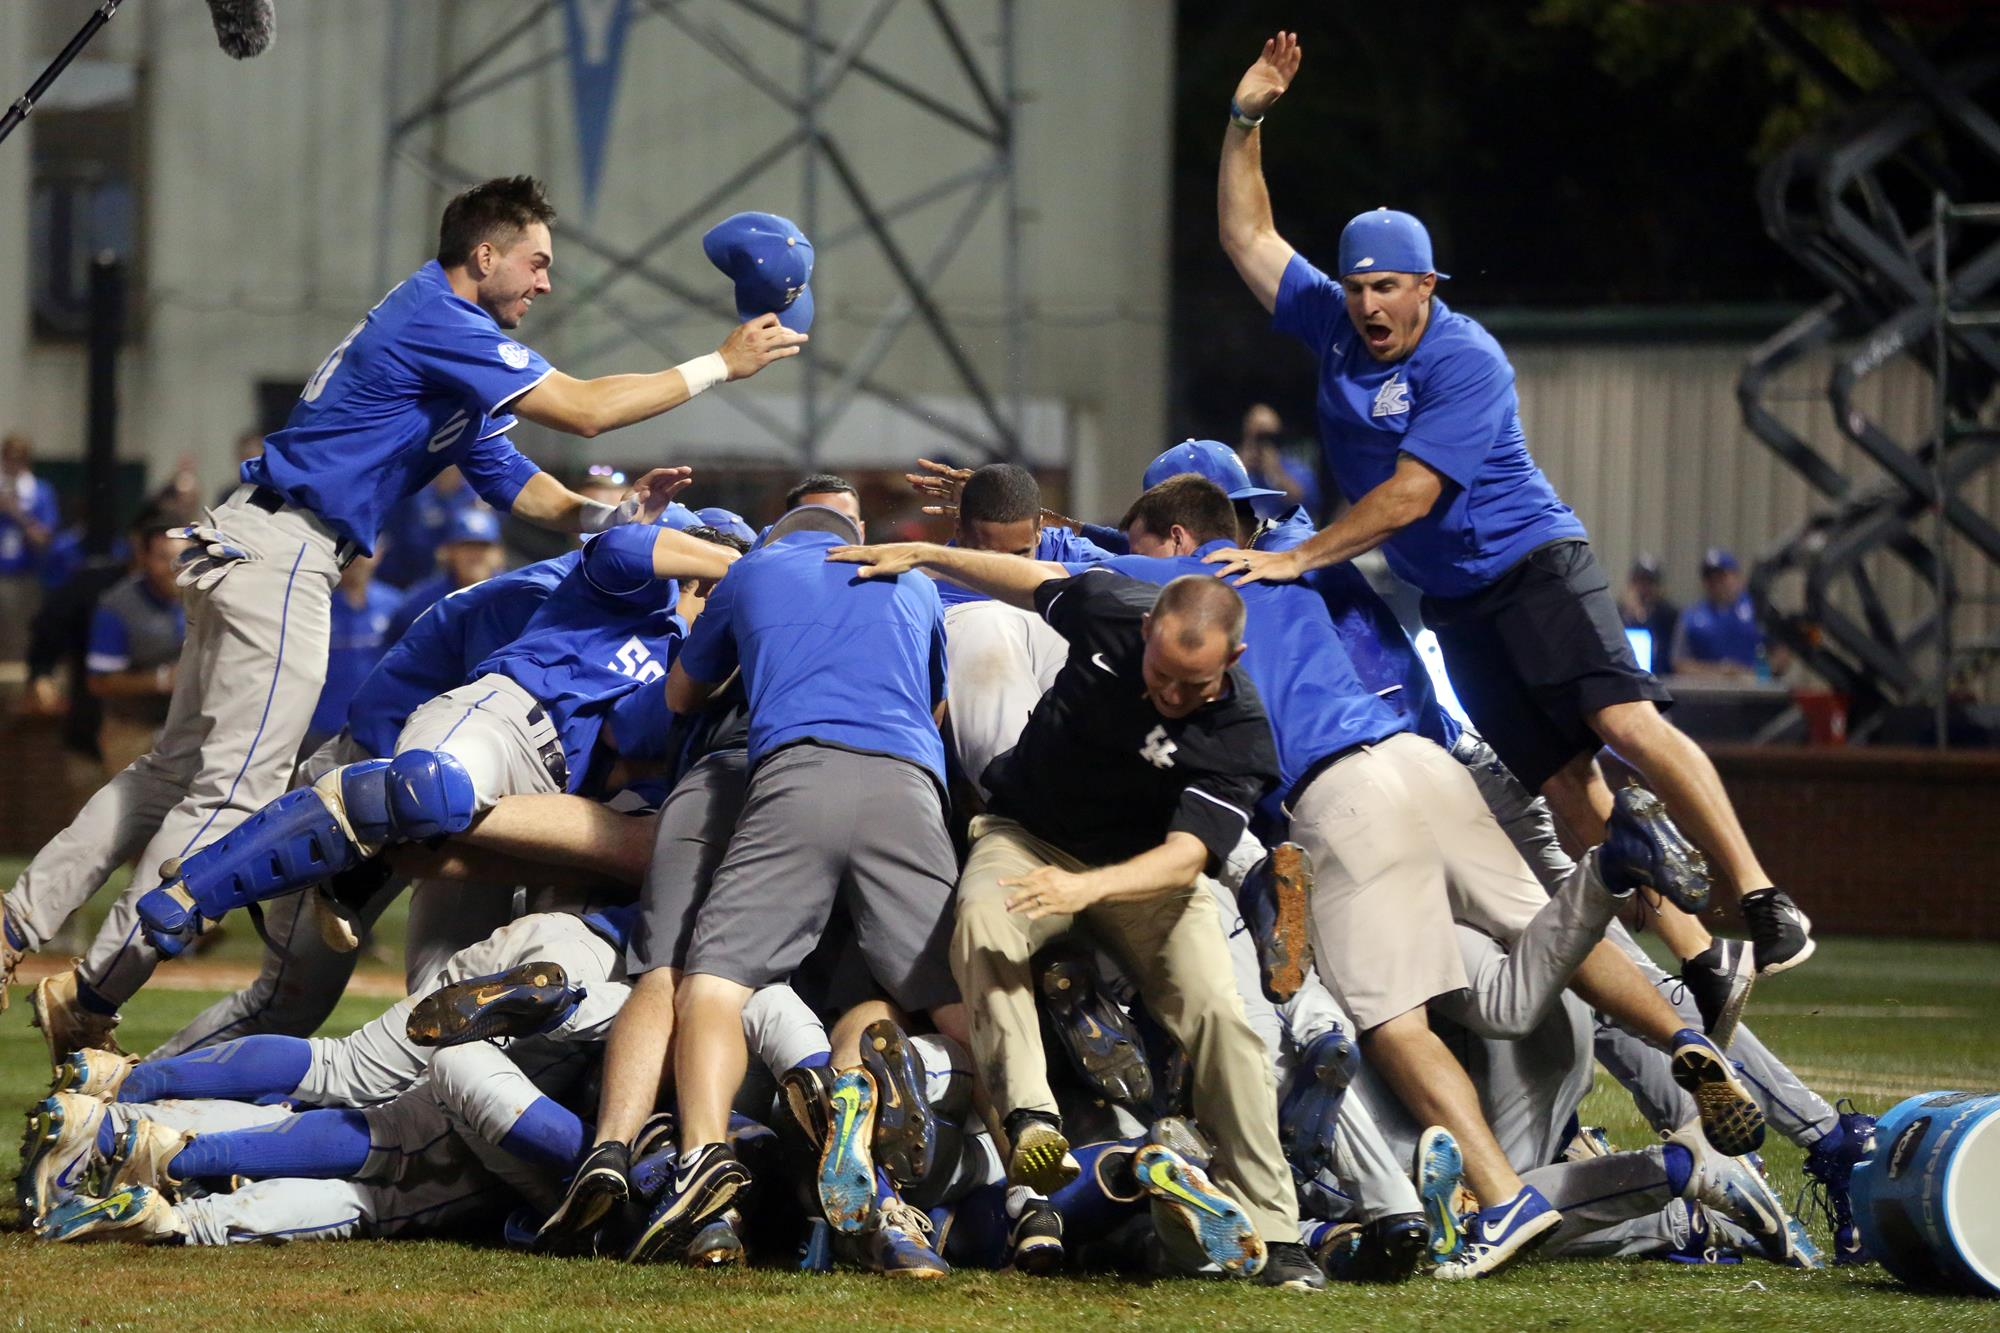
<box><xmin>1005</xmin><ymin>1109</ymin><xmax>1081</xmax><ymax>1194</ymax></box>
<box><xmin>632</xmin><ymin>1111</ymin><xmax>679</xmax><ymax>1165</ymax></box>
<box><xmin>1802</xmin><ymin>1101</ymin><xmax>1877</xmax><ymax>1266</ymax></box>
<box><xmin>1</xmin><ymin>902</ymin><xmax>22</xmax><ymax>1013</ymax></box>
<box><xmin>135</xmin><ymin>881</ymin><xmax>208</xmax><ymax>959</ymax></box>
<box><xmin>37</xmin><ymin>1185</ymin><xmax>186</xmax><ymax>1244</ymax></box>
<box><xmin>1007</xmin><ymin>1196</ymin><xmax>1065</xmax><ymax>1275</ymax></box>
<box><xmin>1318</xmin><ymin>1213</ymin><xmax>1429</xmax><ymax>1283</ymax></box>
<box><xmin>1238</xmin><ymin>842</ymin><xmax>1314</xmax><ymax>1003</ymax></box>
<box><xmin>1781</xmin><ymin>1215</ymin><xmax>1826</xmax><ymax>1269</ymax></box>
<box><xmin>1278</xmin><ymin>1025</ymin><xmax>1358</xmax><ymax>1183</ymax></box>
<box><xmin>1660</xmin><ymin>1200</ymin><xmax>1739</xmax><ymax>1265</ymax></box>
<box><xmin>1258</xmin><ymin>1239</ymin><xmax>1327</xmax><ymax>1290</ymax></box>
<box><xmin>1740</xmin><ymin>888</ymin><xmax>1814</xmax><ymax>975</ymax></box>
<box><xmin>1669</xmin><ymin>1029</ymin><xmax>1766</xmax><ymax>1156</ymax></box>
<box><xmin>1561</xmin><ymin>1124</ymin><xmax>1613</xmax><ymax>1162</ymax></box>
<box><xmin>30</xmin><ymin>970</ymin><xmax>122</xmax><ymax>1064</ymax></box>
<box><xmin>18</xmin><ymin>1092</ymin><xmax>107</xmax><ymax>1223</ymax></box>
<box><xmin>625</xmin><ymin>1142</ymin><xmax>753</xmax><ymax>1265</ymax></box>
<box><xmin>1599</xmin><ymin>785</ymin><xmax>1710</xmax><ymax>911</ymax></box>
<box><xmin>818</xmin><ymin>1068</ymin><xmax>880</xmax><ymax>1234</ymax></box>
<box><xmin>684</xmin><ymin>1210</ymin><xmax>746</xmax><ymax>1267</ymax></box>
<box><xmin>104</xmin><ymin>1118</ymin><xmax>191</xmax><ymax>1198</ymax></box>
<box><xmin>1678</xmin><ymin>940</ymin><xmax>1756</xmax><ymax>1049</ymax></box>
<box><xmin>1680</xmin><ymin>1127</ymin><xmax>1789</xmax><ymax>1261</ymax></box>
<box><xmin>859</xmin><ymin>1019</ymin><xmax>936</xmax><ymax>1188</ymax></box>
<box><xmin>405</xmin><ymin>962</ymin><xmax>581</xmax><ymax>1048</ymax></box>
<box><xmin>1432</xmin><ymin>1184</ymin><xmax>1562</xmax><ymax>1280</ymax></box>
<box><xmin>849</xmin><ymin>1195</ymin><xmax>948</xmax><ymax>1278</ymax></box>
<box><xmin>1147</xmin><ymin>1114</ymin><xmax>1216</xmax><ymax>1168</ymax></box>
<box><xmin>1415</xmin><ymin>1125</ymin><xmax>1466</xmax><ymax>1263</ymax></box>
<box><xmin>535</xmin><ymin>1140</ymin><xmax>631</xmax><ymax>1255</ymax></box>
<box><xmin>779</xmin><ymin>1063</ymin><xmax>837</xmax><ymax>1151</ymax></box>
<box><xmin>52</xmin><ymin>1047</ymin><xmax>139</xmax><ymax>1101</ymax></box>
<box><xmin>1131</xmin><ymin>1142</ymin><xmax>1266</xmax><ymax>1277</ymax></box>
<box><xmin>1036</xmin><ymin>946</ymin><xmax>1152</xmax><ymax>1108</ymax></box>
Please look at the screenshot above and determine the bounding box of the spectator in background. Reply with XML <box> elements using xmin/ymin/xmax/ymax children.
<box><xmin>1618</xmin><ymin>553</ymin><xmax>1680</xmax><ymax>677</ymax></box>
<box><xmin>213</xmin><ymin>430</ymin><xmax>267</xmax><ymax>508</ymax></box>
<box><xmin>382</xmin><ymin>505</ymin><xmax>506</xmax><ymax>645</ymax></box>
<box><xmin>86</xmin><ymin>523</ymin><xmax>190</xmax><ymax>776</ymax></box>
<box><xmin>304</xmin><ymin>551</ymin><xmax>398</xmax><ymax>753</ymax></box>
<box><xmin>0</xmin><ymin>433</ymin><xmax>62</xmax><ymax>660</ymax></box>
<box><xmin>1672</xmin><ymin>548</ymin><xmax>1764</xmax><ymax>678</ymax></box>
<box><xmin>375</xmin><ymin>466</ymin><xmax>480</xmax><ymax>590</ymax></box>
<box><xmin>1237</xmin><ymin>402</ymin><xmax>1320</xmax><ymax>518</ymax></box>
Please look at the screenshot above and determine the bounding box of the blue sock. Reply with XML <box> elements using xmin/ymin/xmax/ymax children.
<box><xmin>498</xmin><ymin>1097</ymin><xmax>587</xmax><ymax>1174</ymax></box>
<box><xmin>794</xmin><ymin>1051</ymin><xmax>832</xmax><ymax>1070</ymax></box>
<box><xmin>96</xmin><ymin>1117</ymin><xmax>119</xmax><ymax>1155</ymax></box>
<box><xmin>170</xmin><ymin>1108</ymin><xmax>371</xmax><ymax>1180</ymax></box>
<box><xmin>119</xmin><ymin>1035</ymin><xmax>312</xmax><ymax>1105</ymax></box>
<box><xmin>74</xmin><ymin>977</ymin><xmax>119</xmax><ymax>1016</ymax></box>
<box><xmin>3</xmin><ymin>907</ymin><xmax>25</xmax><ymax>950</ymax></box>
<box><xmin>1662</xmin><ymin>1143</ymin><xmax>1694</xmax><ymax>1197</ymax></box>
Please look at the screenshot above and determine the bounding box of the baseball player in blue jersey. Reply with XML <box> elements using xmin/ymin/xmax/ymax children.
<box><xmin>4</xmin><ymin>176</ymin><xmax>804</xmax><ymax>1049</ymax></box>
<box><xmin>1209</xmin><ymin>34</ymin><xmax>1811</xmax><ymax>983</ymax></box>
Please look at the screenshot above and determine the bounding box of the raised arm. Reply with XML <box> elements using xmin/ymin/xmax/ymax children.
<box><xmin>1219</xmin><ymin>32</ymin><xmax>1303</xmax><ymax>315</ymax></box>
<box><xmin>511</xmin><ymin>314</ymin><xmax>806</xmax><ymax>438</ymax></box>
<box><xmin>508</xmin><ymin>465</ymin><xmax>692</xmax><ymax>536</ymax></box>
<box><xmin>1205</xmin><ymin>453</ymin><xmax>1445</xmax><ymax>585</ymax></box>
<box><xmin>825</xmin><ymin>541</ymin><xmax>1067</xmax><ymax>610</ymax></box>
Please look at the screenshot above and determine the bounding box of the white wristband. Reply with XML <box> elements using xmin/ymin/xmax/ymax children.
<box><xmin>676</xmin><ymin>351</ymin><xmax>730</xmax><ymax>398</ymax></box>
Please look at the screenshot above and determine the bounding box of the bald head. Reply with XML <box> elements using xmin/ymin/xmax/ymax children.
<box><xmin>1140</xmin><ymin>576</ymin><xmax>1247</xmax><ymax>718</ymax></box>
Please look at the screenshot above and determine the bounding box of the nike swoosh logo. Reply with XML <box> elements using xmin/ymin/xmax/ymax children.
<box><xmin>1482</xmin><ymin>1192</ymin><xmax>1533</xmax><ymax>1242</ymax></box>
<box><xmin>1145</xmin><ymin>1160</ymin><xmax>1223</xmax><ymax>1217</ymax></box>
<box><xmin>56</xmin><ymin>1156</ymin><xmax>87</xmax><ymax>1189</ymax></box>
<box><xmin>831</xmin><ymin>1087</ymin><xmax>862</xmax><ymax>1148</ymax></box>
<box><xmin>1090</xmin><ymin>652</ymin><xmax>1115</xmax><ymax>675</ymax></box>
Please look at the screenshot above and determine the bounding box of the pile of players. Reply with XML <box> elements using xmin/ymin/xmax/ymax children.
<box><xmin>9</xmin><ymin>451</ymin><xmax>1876</xmax><ymax>1289</ymax></box>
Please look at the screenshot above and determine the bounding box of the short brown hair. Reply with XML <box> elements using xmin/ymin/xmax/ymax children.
<box><xmin>1151</xmin><ymin>574</ymin><xmax>1246</xmax><ymax>650</ymax></box>
<box><xmin>437</xmin><ymin>176</ymin><xmax>556</xmax><ymax>267</ymax></box>
<box><xmin>1120</xmin><ymin>474</ymin><xmax>1237</xmax><ymax>548</ymax></box>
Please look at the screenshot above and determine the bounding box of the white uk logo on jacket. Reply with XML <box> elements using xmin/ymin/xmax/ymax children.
<box><xmin>1139</xmin><ymin>725</ymin><xmax>1178</xmax><ymax>770</ymax></box>
<box><xmin>1372</xmin><ymin>373</ymin><xmax>1411</xmax><ymax>418</ymax></box>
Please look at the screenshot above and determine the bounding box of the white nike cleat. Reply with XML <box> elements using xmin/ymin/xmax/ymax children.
<box><xmin>18</xmin><ymin>1092</ymin><xmax>109</xmax><ymax>1225</ymax></box>
<box><xmin>1432</xmin><ymin>1184</ymin><xmax>1562</xmax><ymax>1280</ymax></box>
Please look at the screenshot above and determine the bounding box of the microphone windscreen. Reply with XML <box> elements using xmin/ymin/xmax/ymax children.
<box><xmin>205</xmin><ymin>0</ymin><xmax>275</xmax><ymax>59</ymax></box>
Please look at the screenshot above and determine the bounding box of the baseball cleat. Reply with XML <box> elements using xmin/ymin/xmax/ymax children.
<box><xmin>135</xmin><ymin>882</ymin><xmax>208</xmax><ymax>959</ymax></box>
<box><xmin>37</xmin><ymin>1185</ymin><xmax>186</xmax><ymax>1244</ymax></box>
<box><xmin>1007</xmin><ymin>1196</ymin><xmax>1065</xmax><ymax>1275</ymax></box>
<box><xmin>1131</xmin><ymin>1142</ymin><xmax>1266</xmax><ymax>1277</ymax></box>
<box><xmin>104</xmin><ymin>1118</ymin><xmax>191</xmax><ymax>1199</ymax></box>
<box><xmin>30</xmin><ymin>970</ymin><xmax>123</xmax><ymax>1064</ymax></box>
<box><xmin>535</xmin><ymin>1140</ymin><xmax>630</xmax><ymax>1256</ymax></box>
<box><xmin>1004</xmin><ymin>1110</ymin><xmax>1080</xmax><ymax>1194</ymax></box>
<box><xmin>1802</xmin><ymin>1101</ymin><xmax>1877</xmax><ymax>1266</ymax></box>
<box><xmin>1278</xmin><ymin>1024</ymin><xmax>1358</xmax><ymax>1183</ymax></box>
<box><xmin>18</xmin><ymin>1092</ymin><xmax>108</xmax><ymax>1224</ymax></box>
<box><xmin>859</xmin><ymin>1019</ymin><xmax>936</xmax><ymax>1188</ymax></box>
<box><xmin>1740</xmin><ymin>888</ymin><xmax>1814</xmax><ymax>975</ymax></box>
<box><xmin>1415</xmin><ymin>1125</ymin><xmax>1466</xmax><ymax>1263</ymax></box>
<box><xmin>684</xmin><ymin>1210</ymin><xmax>746</xmax><ymax>1268</ymax></box>
<box><xmin>1780</xmin><ymin>1215</ymin><xmax>1827</xmax><ymax>1269</ymax></box>
<box><xmin>1257</xmin><ymin>1239</ymin><xmax>1327</xmax><ymax>1290</ymax></box>
<box><xmin>1661</xmin><ymin>1199</ymin><xmax>1740</xmax><ymax>1265</ymax></box>
<box><xmin>1561</xmin><ymin>1124</ymin><xmax>1613</xmax><ymax>1161</ymax></box>
<box><xmin>855</xmin><ymin>1196</ymin><xmax>950</xmax><ymax>1278</ymax></box>
<box><xmin>625</xmin><ymin>1142</ymin><xmax>752</xmax><ymax>1266</ymax></box>
<box><xmin>405</xmin><ymin>961</ymin><xmax>581</xmax><ymax>1047</ymax></box>
<box><xmin>1678</xmin><ymin>939</ymin><xmax>1756</xmax><ymax>1049</ymax></box>
<box><xmin>818</xmin><ymin>1068</ymin><xmax>880</xmax><ymax>1234</ymax></box>
<box><xmin>1313</xmin><ymin>1213</ymin><xmax>1429</xmax><ymax>1284</ymax></box>
<box><xmin>632</xmin><ymin>1111</ymin><xmax>679</xmax><ymax>1165</ymax></box>
<box><xmin>1599</xmin><ymin>785</ymin><xmax>1711</xmax><ymax>912</ymax></box>
<box><xmin>778</xmin><ymin>1063</ymin><xmax>836</xmax><ymax>1152</ymax></box>
<box><xmin>51</xmin><ymin>1047</ymin><xmax>139</xmax><ymax>1101</ymax></box>
<box><xmin>1432</xmin><ymin>1184</ymin><xmax>1561</xmax><ymax>1280</ymax></box>
<box><xmin>1680</xmin><ymin>1126</ymin><xmax>1789</xmax><ymax>1262</ymax></box>
<box><xmin>1238</xmin><ymin>841</ymin><xmax>1314</xmax><ymax>1003</ymax></box>
<box><xmin>1670</xmin><ymin>1029</ymin><xmax>1766</xmax><ymax>1157</ymax></box>
<box><xmin>1036</xmin><ymin>946</ymin><xmax>1152</xmax><ymax>1108</ymax></box>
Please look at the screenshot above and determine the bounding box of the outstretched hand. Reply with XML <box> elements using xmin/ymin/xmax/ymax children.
<box><xmin>1202</xmin><ymin>544</ymin><xmax>1304</xmax><ymax>586</ymax></box>
<box><xmin>826</xmin><ymin>542</ymin><xmax>933</xmax><ymax>578</ymax></box>
<box><xmin>718</xmin><ymin>313</ymin><xmax>808</xmax><ymax>380</ymax></box>
<box><xmin>1233</xmin><ymin>31</ymin><xmax>1301</xmax><ymax>122</ymax></box>
<box><xmin>905</xmin><ymin>457</ymin><xmax>972</xmax><ymax>520</ymax></box>
<box><xmin>628</xmin><ymin>466</ymin><xmax>694</xmax><ymax>524</ymax></box>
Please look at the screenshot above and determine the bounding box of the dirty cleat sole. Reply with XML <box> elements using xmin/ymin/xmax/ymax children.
<box><xmin>859</xmin><ymin>1020</ymin><xmax>936</xmax><ymax>1188</ymax></box>
<box><xmin>1670</xmin><ymin>1031</ymin><xmax>1766</xmax><ymax>1157</ymax></box>
<box><xmin>1132</xmin><ymin>1143</ymin><xmax>1265</xmax><ymax>1277</ymax></box>
<box><xmin>819</xmin><ymin>1069</ymin><xmax>880</xmax><ymax>1234</ymax></box>
<box><xmin>406</xmin><ymin>962</ymin><xmax>575</xmax><ymax>1047</ymax></box>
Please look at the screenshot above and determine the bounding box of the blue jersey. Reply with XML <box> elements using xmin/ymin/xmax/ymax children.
<box><xmin>1675</xmin><ymin>593</ymin><xmax>1761</xmax><ymax>669</ymax></box>
<box><xmin>0</xmin><ymin>473</ymin><xmax>61</xmax><ymax>576</ymax></box>
<box><xmin>385</xmin><ymin>570</ymin><xmax>458</xmax><ymax>646</ymax></box>
<box><xmin>375</xmin><ymin>478</ymin><xmax>483</xmax><ymax>589</ymax></box>
<box><xmin>245</xmin><ymin>260</ymin><xmax>552</xmax><ymax>552</ymax></box>
<box><xmin>347</xmin><ymin>552</ymin><xmax>579</xmax><ymax>757</ymax></box>
<box><xmin>474</xmin><ymin>526</ymin><xmax>689</xmax><ymax>788</ymax></box>
<box><xmin>1076</xmin><ymin>541</ymin><xmax>1405</xmax><ymax>802</ymax></box>
<box><xmin>310</xmin><ymin>582</ymin><xmax>400</xmax><ymax>742</ymax></box>
<box><xmin>1273</xmin><ymin>255</ymin><xmax>1586</xmax><ymax>598</ymax></box>
<box><xmin>936</xmin><ymin>526</ymin><xmax>1115</xmax><ymax>607</ymax></box>
<box><xmin>677</xmin><ymin>529</ymin><xmax>948</xmax><ymax>782</ymax></box>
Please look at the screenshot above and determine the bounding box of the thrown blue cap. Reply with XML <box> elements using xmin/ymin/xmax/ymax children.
<box><xmin>444</xmin><ymin>507</ymin><xmax>502</xmax><ymax>545</ymax></box>
<box><xmin>696</xmin><ymin>506</ymin><xmax>757</xmax><ymax>546</ymax></box>
<box><xmin>1143</xmin><ymin>439</ymin><xmax>1286</xmax><ymax>509</ymax></box>
<box><xmin>1702</xmin><ymin>547</ymin><xmax>1740</xmax><ymax>574</ymax></box>
<box><xmin>659</xmin><ymin>501</ymin><xmax>704</xmax><ymax>532</ymax></box>
<box><xmin>703</xmin><ymin>211</ymin><xmax>814</xmax><ymax>333</ymax></box>
<box><xmin>1338</xmin><ymin>208</ymin><xmax>1449</xmax><ymax>280</ymax></box>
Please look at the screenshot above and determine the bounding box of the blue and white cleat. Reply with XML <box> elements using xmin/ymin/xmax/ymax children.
<box><xmin>859</xmin><ymin>1019</ymin><xmax>936</xmax><ymax>1188</ymax></box>
<box><xmin>1600</xmin><ymin>785</ymin><xmax>1711</xmax><ymax>911</ymax></box>
<box><xmin>1432</xmin><ymin>1184</ymin><xmax>1562</xmax><ymax>1279</ymax></box>
<box><xmin>818</xmin><ymin>1068</ymin><xmax>880</xmax><ymax>1234</ymax></box>
<box><xmin>1036</xmin><ymin>946</ymin><xmax>1152</xmax><ymax>1108</ymax></box>
<box><xmin>1802</xmin><ymin>1100</ymin><xmax>1877</xmax><ymax>1266</ymax></box>
<box><xmin>1415</xmin><ymin>1125</ymin><xmax>1466</xmax><ymax>1263</ymax></box>
<box><xmin>856</xmin><ymin>1197</ymin><xmax>951</xmax><ymax>1278</ymax></box>
<box><xmin>1669</xmin><ymin>1029</ymin><xmax>1766</xmax><ymax>1157</ymax></box>
<box><xmin>1661</xmin><ymin>1199</ymin><xmax>1740</xmax><ymax>1265</ymax></box>
<box><xmin>18</xmin><ymin>1092</ymin><xmax>107</xmax><ymax>1224</ymax></box>
<box><xmin>135</xmin><ymin>880</ymin><xmax>207</xmax><ymax>958</ymax></box>
<box><xmin>1780</xmin><ymin>1215</ymin><xmax>1826</xmax><ymax>1270</ymax></box>
<box><xmin>37</xmin><ymin>1185</ymin><xmax>185</xmax><ymax>1244</ymax></box>
<box><xmin>405</xmin><ymin>961</ymin><xmax>582</xmax><ymax>1048</ymax></box>
<box><xmin>1684</xmin><ymin>1130</ymin><xmax>1791</xmax><ymax>1262</ymax></box>
<box><xmin>1132</xmin><ymin>1142</ymin><xmax>1266</xmax><ymax>1277</ymax></box>
<box><xmin>625</xmin><ymin>1142</ymin><xmax>752</xmax><ymax>1265</ymax></box>
<box><xmin>1279</xmin><ymin>1025</ymin><xmax>1359</xmax><ymax>1183</ymax></box>
<box><xmin>51</xmin><ymin>1047</ymin><xmax>138</xmax><ymax>1101</ymax></box>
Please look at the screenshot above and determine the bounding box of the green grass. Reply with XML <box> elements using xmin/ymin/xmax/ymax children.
<box><xmin>5</xmin><ymin>916</ymin><xmax>1999</xmax><ymax>1327</ymax></box>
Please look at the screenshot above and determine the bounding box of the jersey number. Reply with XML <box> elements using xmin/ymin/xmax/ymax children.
<box><xmin>302</xmin><ymin>320</ymin><xmax>366</xmax><ymax>403</ymax></box>
<box><xmin>611</xmin><ymin>637</ymin><xmax>666</xmax><ymax>684</ymax></box>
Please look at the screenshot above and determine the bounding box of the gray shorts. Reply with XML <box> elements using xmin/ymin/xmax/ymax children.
<box><xmin>627</xmin><ymin>749</ymin><xmax>750</xmax><ymax>976</ymax></box>
<box><xmin>683</xmin><ymin>743</ymin><xmax>960</xmax><ymax>1013</ymax></box>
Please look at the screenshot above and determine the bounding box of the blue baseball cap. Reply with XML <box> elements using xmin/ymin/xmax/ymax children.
<box><xmin>1702</xmin><ymin>548</ymin><xmax>1740</xmax><ymax>575</ymax></box>
<box><xmin>1338</xmin><ymin>208</ymin><xmax>1449</xmax><ymax>280</ymax></box>
<box><xmin>443</xmin><ymin>507</ymin><xmax>502</xmax><ymax>545</ymax></box>
<box><xmin>696</xmin><ymin>506</ymin><xmax>757</xmax><ymax>546</ymax></box>
<box><xmin>1143</xmin><ymin>440</ymin><xmax>1286</xmax><ymax>515</ymax></box>
<box><xmin>703</xmin><ymin>212</ymin><xmax>814</xmax><ymax>333</ymax></box>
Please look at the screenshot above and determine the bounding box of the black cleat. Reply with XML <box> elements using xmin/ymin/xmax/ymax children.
<box><xmin>534</xmin><ymin>1140</ymin><xmax>630</xmax><ymax>1255</ymax></box>
<box><xmin>406</xmin><ymin>962</ymin><xmax>580</xmax><ymax>1048</ymax></box>
<box><xmin>1678</xmin><ymin>939</ymin><xmax>1755</xmax><ymax>1049</ymax></box>
<box><xmin>859</xmin><ymin>1019</ymin><xmax>937</xmax><ymax>1188</ymax></box>
<box><xmin>1238</xmin><ymin>842</ymin><xmax>1314</xmax><ymax>1003</ymax></box>
<box><xmin>1740</xmin><ymin>889</ymin><xmax>1814</xmax><ymax>975</ymax></box>
<box><xmin>1258</xmin><ymin>1239</ymin><xmax>1328</xmax><ymax>1290</ymax></box>
<box><xmin>1036</xmin><ymin>945</ymin><xmax>1152</xmax><ymax>1108</ymax></box>
<box><xmin>625</xmin><ymin>1143</ymin><xmax>753</xmax><ymax>1266</ymax></box>
<box><xmin>1007</xmin><ymin>1196</ymin><xmax>1065</xmax><ymax>1275</ymax></box>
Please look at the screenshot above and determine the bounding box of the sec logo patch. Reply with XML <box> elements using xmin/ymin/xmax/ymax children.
<box><xmin>497</xmin><ymin>342</ymin><xmax>532</xmax><ymax>370</ymax></box>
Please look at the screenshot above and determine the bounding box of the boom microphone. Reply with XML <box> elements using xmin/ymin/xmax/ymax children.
<box><xmin>205</xmin><ymin>0</ymin><xmax>276</xmax><ymax>59</ymax></box>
